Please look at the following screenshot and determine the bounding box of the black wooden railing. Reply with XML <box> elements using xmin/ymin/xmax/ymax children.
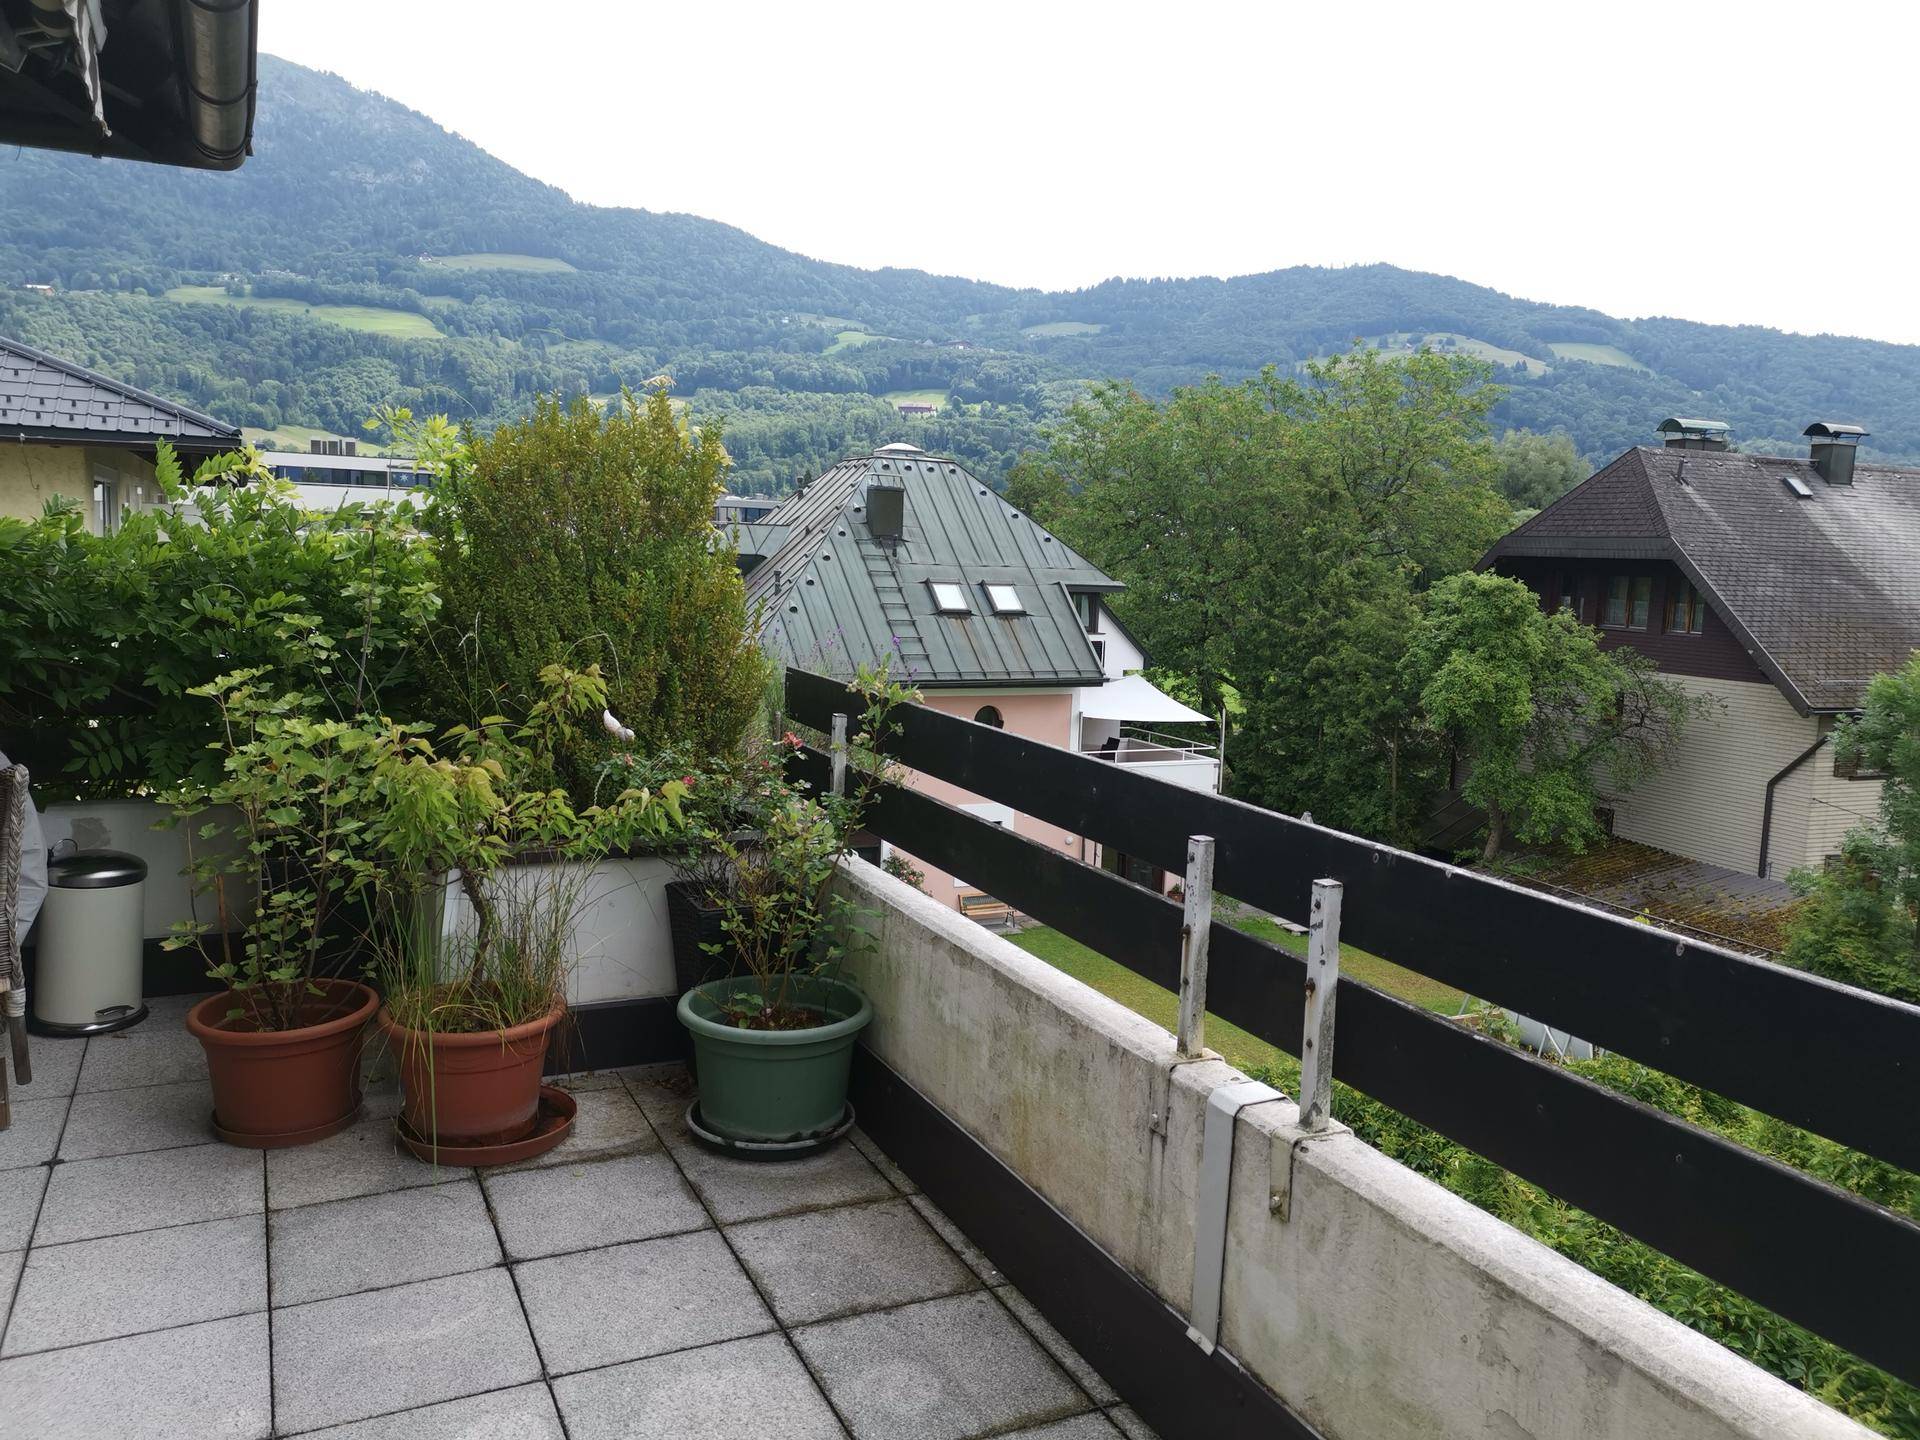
<box><xmin>785</xmin><ymin>668</ymin><xmax>1920</xmax><ymax>1386</ymax></box>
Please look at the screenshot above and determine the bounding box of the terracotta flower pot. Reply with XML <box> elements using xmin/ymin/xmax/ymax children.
<box><xmin>378</xmin><ymin>1001</ymin><xmax>565</xmax><ymax>1150</ymax></box>
<box><xmin>186</xmin><ymin>979</ymin><xmax>377</xmax><ymax>1149</ymax></box>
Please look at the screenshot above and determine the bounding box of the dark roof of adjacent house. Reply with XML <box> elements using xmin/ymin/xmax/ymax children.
<box><xmin>0</xmin><ymin>336</ymin><xmax>239</xmax><ymax>450</ymax></box>
<box><xmin>744</xmin><ymin>443</ymin><xmax>1118</xmax><ymax>688</ymax></box>
<box><xmin>1482</xmin><ymin>445</ymin><xmax>1920</xmax><ymax>713</ymax></box>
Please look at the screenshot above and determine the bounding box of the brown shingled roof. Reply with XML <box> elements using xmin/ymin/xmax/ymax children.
<box><xmin>1484</xmin><ymin>446</ymin><xmax>1920</xmax><ymax>712</ymax></box>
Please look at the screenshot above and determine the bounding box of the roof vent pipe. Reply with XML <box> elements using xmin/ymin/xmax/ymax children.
<box><xmin>1805</xmin><ymin>422</ymin><xmax>1868</xmax><ymax>486</ymax></box>
<box><xmin>1656</xmin><ymin>417</ymin><xmax>1731</xmax><ymax>451</ymax></box>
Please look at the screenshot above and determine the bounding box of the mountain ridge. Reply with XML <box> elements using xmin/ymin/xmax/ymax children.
<box><xmin>3</xmin><ymin>54</ymin><xmax>1919</xmax><ymax>485</ymax></box>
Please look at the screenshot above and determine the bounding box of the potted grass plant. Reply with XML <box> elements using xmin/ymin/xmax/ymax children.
<box><xmin>371</xmin><ymin>663</ymin><xmax>686</xmax><ymax>1163</ymax></box>
<box><xmin>675</xmin><ymin>666</ymin><xmax>914</xmax><ymax>1147</ymax></box>
<box><xmin>170</xmin><ymin>671</ymin><xmax>387</xmax><ymax>1148</ymax></box>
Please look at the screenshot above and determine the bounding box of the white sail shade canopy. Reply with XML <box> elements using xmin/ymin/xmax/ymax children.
<box><xmin>1078</xmin><ymin>674</ymin><xmax>1209</xmax><ymax>724</ymax></box>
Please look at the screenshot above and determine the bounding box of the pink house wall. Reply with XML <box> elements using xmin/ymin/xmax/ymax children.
<box><xmin>890</xmin><ymin>690</ymin><xmax>1086</xmax><ymax>911</ymax></box>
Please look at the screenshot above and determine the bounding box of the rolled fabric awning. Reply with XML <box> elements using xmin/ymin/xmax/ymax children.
<box><xmin>1077</xmin><ymin>673</ymin><xmax>1210</xmax><ymax>725</ymax></box>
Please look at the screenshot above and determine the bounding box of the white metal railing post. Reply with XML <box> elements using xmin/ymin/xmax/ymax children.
<box><xmin>1298</xmin><ymin>878</ymin><xmax>1343</xmax><ymax>1130</ymax></box>
<box><xmin>829</xmin><ymin>713</ymin><xmax>850</xmax><ymax>798</ymax></box>
<box><xmin>1175</xmin><ymin>836</ymin><xmax>1216</xmax><ymax>1058</ymax></box>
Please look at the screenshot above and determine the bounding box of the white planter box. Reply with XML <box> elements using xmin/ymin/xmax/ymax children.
<box><xmin>435</xmin><ymin>853</ymin><xmax>678</xmax><ymax>1006</ymax></box>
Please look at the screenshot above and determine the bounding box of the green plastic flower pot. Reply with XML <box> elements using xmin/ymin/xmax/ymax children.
<box><xmin>676</xmin><ymin>975</ymin><xmax>872</xmax><ymax>1143</ymax></box>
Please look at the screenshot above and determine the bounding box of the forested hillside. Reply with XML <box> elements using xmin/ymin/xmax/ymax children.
<box><xmin>6</xmin><ymin>55</ymin><xmax>1920</xmax><ymax>485</ymax></box>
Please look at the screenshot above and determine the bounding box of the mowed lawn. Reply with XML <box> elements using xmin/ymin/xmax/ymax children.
<box><xmin>165</xmin><ymin>286</ymin><xmax>443</xmax><ymax>339</ymax></box>
<box><xmin>1006</xmin><ymin>911</ymin><xmax>1464</xmax><ymax>1075</ymax></box>
<box><xmin>1546</xmin><ymin>341</ymin><xmax>1648</xmax><ymax>371</ymax></box>
<box><xmin>1021</xmin><ymin>320</ymin><xmax>1104</xmax><ymax>337</ymax></box>
<box><xmin>421</xmin><ymin>252</ymin><xmax>576</xmax><ymax>273</ymax></box>
<box><xmin>879</xmin><ymin>388</ymin><xmax>949</xmax><ymax>409</ymax></box>
<box><xmin>826</xmin><ymin>329</ymin><xmax>885</xmax><ymax>353</ymax></box>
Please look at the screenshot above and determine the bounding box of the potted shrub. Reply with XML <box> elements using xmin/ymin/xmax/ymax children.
<box><xmin>676</xmin><ymin>668</ymin><xmax>913</xmax><ymax>1147</ymax></box>
<box><xmin>372</xmin><ymin>663</ymin><xmax>685</xmax><ymax>1162</ymax></box>
<box><xmin>170</xmin><ymin>672</ymin><xmax>387</xmax><ymax>1148</ymax></box>
<box><xmin>646</xmin><ymin>744</ymin><xmax>789</xmax><ymax>997</ymax></box>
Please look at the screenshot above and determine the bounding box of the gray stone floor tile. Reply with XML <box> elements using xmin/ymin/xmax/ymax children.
<box><xmin>849</xmin><ymin>1125</ymin><xmax>918</xmax><ymax>1192</ymax></box>
<box><xmin>0</xmin><ymin>1248</ymin><xmax>21</xmax><ymax>1326</ymax></box>
<box><xmin>671</xmin><ymin>1133</ymin><xmax>894</xmax><ymax>1224</ymax></box>
<box><xmin>36</xmin><ymin>1141</ymin><xmax>261</xmax><ymax>1244</ymax></box>
<box><xmin>0</xmin><ymin>1164</ymin><xmax>47</xmax><ymax>1250</ymax></box>
<box><xmin>617</xmin><ymin>1061</ymin><xmax>694</xmax><ymax>1123</ymax></box>
<box><xmin>289</xmin><ymin>1382</ymin><xmax>565</xmax><ymax>1439</ymax></box>
<box><xmin>142</xmin><ymin>991</ymin><xmax>217</xmax><ymax>1024</ymax></box>
<box><xmin>273</xmin><ymin>1267</ymin><xmax>540</xmax><ymax>1433</ymax></box>
<box><xmin>1007</xmin><ymin>1417</ymin><xmax>1123</xmax><ymax>1439</ymax></box>
<box><xmin>6</xmin><ymin>1035</ymin><xmax>84</xmax><ymax>1096</ymax></box>
<box><xmin>0</xmin><ymin>1096</ymin><xmax>66</xmax><ymax>1172</ymax></box>
<box><xmin>267</xmin><ymin>1112</ymin><xmax>469</xmax><ymax>1210</ymax></box>
<box><xmin>995</xmin><ymin>1285</ymin><xmax>1120</xmax><ymax>1405</ymax></box>
<box><xmin>728</xmin><ymin>1196</ymin><xmax>975</xmax><ymax>1326</ymax></box>
<box><xmin>485</xmin><ymin>1150</ymin><xmax>707</xmax><ymax>1260</ymax></box>
<box><xmin>3</xmin><ymin>1213</ymin><xmax>265</xmax><ymax>1355</ymax></box>
<box><xmin>909</xmin><ymin>1192</ymin><xmax>1004</xmax><ymax>1285</ymax></box>
<box><xmin>1106</xmin><ymin>1405</ymin><xmax>1161</xmax><ymax>1439</ymax></box>
<box><xmin>554</xmin><ymin>1331</ymin><xmax>843</xmax><ymax>1440</ymax></box>
<box><xmin>0</xmin><ymin>1311</ymin><xmax>270</xmax><ymax>1440</ymax></box>
<box><xmin>270</xmin><ymin>1178</ymin><xmax>500</xmax><ymax>1305</ymax></box>
<box><xmin>794</xmin><ymin>1290</ymin><xmax>1088</xmax><ymax>1440</ymax></box>
<box><xmin>74</xmin><ymin>1016</ymin><xmax>206</xmax><ymax>1092</ymax></box>
<box><xmin>550</xmin><ymin>1066</ymin><xmax>628</xmax><ymax>1093</ymax></box>
<box><xmin>58</xmin><ymin>1076</ymin><xmax>215</xmax><ymax>1160</ymax></box>
<box><xmin>515</xmin><ymin>1228</ymin><xmax>772</xmax><ymax>1375</ymax></box>
<box><xmin>490</xmin><ymin>1084</ymin><xmax>657</xmax><ymax>1173</ymax></box>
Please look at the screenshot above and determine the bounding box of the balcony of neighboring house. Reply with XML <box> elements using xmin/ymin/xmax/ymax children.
<box><xmin>1078</xmin><ymin>675</ymin><xmax>1221</xmax><ymax>794</ymax></box>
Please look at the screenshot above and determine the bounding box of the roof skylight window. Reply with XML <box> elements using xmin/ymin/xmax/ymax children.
<box><xmin>929</xmin><ymin>581</ymin><xmax>970</xmax><ymax>614</ymax></box>
<box><xmin>986</xmin><ymin>584</ymin><xmax>1025</xmax><ymax>615</ymax></box>
<box><xmin>1783</xmin><ymin>472</ymin><xmax>1814</xmax><ymax>499</ymax></box>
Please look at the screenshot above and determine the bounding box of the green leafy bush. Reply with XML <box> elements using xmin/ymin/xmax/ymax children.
<box><xmin>1787</xmin><ymin>652</ymin><xmax>1920</xmax><ymax>1003</ymax></box>
<box><xmin>422</xmin><ymin>389</ymin><xmax>766</xmax><ymax>798</ymax></box>
<box><xmin>167</xmin><ymin>661</ymin><xmax>687</xmax><ymax>1032</ymax></box>
<box><xmin>0</xmin><ymin>443</ymin><xmax>434</xmax><ymax>801</ymax></box>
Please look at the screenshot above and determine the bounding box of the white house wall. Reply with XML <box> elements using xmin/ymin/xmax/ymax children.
<box><xmin>1606</xmin><ymin>675</ymin><xmax>1819</xmax><ymax>876</ymax></box>
<box><xmin>1803</xmin><ymin>728</ymin><xmax>1885</xmax><ymax>874</ymax></box>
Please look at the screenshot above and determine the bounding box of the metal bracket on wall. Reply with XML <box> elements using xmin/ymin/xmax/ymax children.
<box><xmin>1269</xmin><ymin>1119</ymin><xmax>1351</xmax><ymax>1223</ymax></box>
<box><xmin>1186</xmin><ymin>1077</ymin><xmax>1284</xmax><ymax>1354</ymax></box>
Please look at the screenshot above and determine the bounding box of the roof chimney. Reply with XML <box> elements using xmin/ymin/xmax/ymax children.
<box><xmin>1656</xmin><ymin>417</ymin><xmax>1731</xmax><ymax>451</ymax></box>
<box><xmin>1805</xmin><ymin>422</ymin><xmax>1868</xmax><ymax>486</ymax></box>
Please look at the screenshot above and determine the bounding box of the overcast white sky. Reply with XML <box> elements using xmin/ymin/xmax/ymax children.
<box><xmin>263</xmin><ymin>1</ymin><xmax>1920</xmax><ymax>345</ymax></box>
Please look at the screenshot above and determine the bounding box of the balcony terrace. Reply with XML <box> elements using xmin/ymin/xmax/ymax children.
<box><xmin>1</xmin><ymin>668</ymin><xmax>1912</xmax><ymax>1439</ymax></box>
<box><xmin>0</xmin><ymin>1026</ymin><xmax>1147</xmax><ymax>1439</ymax></box>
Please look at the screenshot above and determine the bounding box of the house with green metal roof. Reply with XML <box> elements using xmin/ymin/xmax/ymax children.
<box><xmin>742</xmin><ymin>442</ymin><xmax>1218</xmax><ymax>912</ymax></box>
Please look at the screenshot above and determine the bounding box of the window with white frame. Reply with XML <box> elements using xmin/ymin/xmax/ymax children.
<box><xmin>929</xmin><ymin>581</ymin><xmax>970</xmax><ymax>614</ymax></box>
<box><xmin>91</xmin><ymin>469</ymin><xmax>120</xmax><ymax>535</ymax></box>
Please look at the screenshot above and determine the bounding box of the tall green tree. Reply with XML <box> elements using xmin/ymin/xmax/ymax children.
<box><xmin>1010</xmin><ymin>349</ymin><xmax>1511</xmax><ymax>840</ymax></box>
<box><xmin>422</xmin><ymin>389</ymin><xmax>766</xmax><ymax>796</ymax></box>
<box><xmin>1786</xmin><ymin>653</ymin><xmax>1920</xmax><ymax>1002</ymax></box>
<box><xmin>1406</xmin><ymin>572</ymin><xmax>1697</xmax><ymax>861</ymax></box>
<box><xmin>1493</xmin><ymin>428</ymin><xmax>1589</xmax><ymax>511</ymax></box>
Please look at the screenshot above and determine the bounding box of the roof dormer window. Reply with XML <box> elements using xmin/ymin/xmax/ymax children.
<box><xmin>985</xmin><ymin>584</ymin><xmax>1025</xmax><ymax>615</ymax></box>
<box><xmin>929</xmin><ymin>581</ymin><xmax>970</xmax><ymax>614</ymax></box>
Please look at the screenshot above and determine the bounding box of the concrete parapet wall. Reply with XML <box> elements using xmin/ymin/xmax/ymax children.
<box><xmin>838</xmin><ymin>857</ymin><xmax>1868</xmax><ymax>1440</ymax></box>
